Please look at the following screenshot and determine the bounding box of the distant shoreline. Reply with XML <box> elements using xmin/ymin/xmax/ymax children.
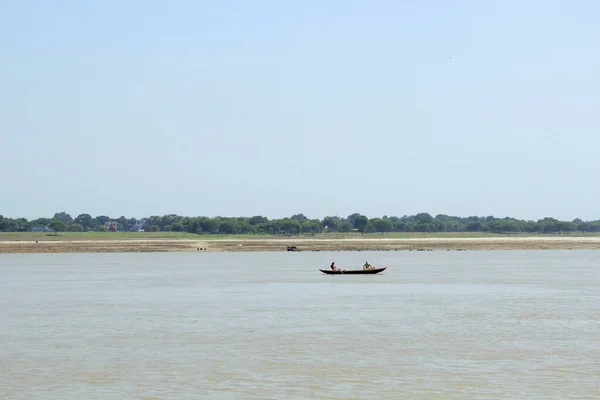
<box><xmin>1</xmin><ymin>236</ymin><xmax>600</xmax><ymax>254</ymax></box>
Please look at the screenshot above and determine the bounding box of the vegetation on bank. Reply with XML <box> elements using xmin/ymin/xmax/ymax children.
<box><xmin>1</xmin><ymin>211</ymin><xmax>600</xmax><ymax>236</ymax></box>
<box><xmin>3</xmin><ymin>231</ymin><xmax>600</xmax><ymax>243</ymax></box>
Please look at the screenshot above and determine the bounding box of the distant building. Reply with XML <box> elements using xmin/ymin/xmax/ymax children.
<box><xmin>131</xmin><ymin>219</ymin><xmax>146</xmax><ymax>232</ymax></box>
<box><xmin>31</xmin><ymin>227</ymin><xmax>55</xmax><ymax>232</ymax></box>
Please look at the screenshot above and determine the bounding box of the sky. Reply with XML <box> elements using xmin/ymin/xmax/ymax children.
<box><xmin>1</xmin><ymin>0</ymin><xmax>599</xmax><ymax>221</ymax></box>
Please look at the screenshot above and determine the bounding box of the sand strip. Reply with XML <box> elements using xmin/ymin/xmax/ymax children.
<box><xmin>1</xmin><ymin>237</ymin><xmax>600</xmax><ymax>254</ymax></box>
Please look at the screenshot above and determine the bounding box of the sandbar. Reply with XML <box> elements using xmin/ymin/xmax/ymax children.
<box><xmin>1</xmin><ymin>236</ymin><xmax>600</xmax><ymax>254</ymax></box>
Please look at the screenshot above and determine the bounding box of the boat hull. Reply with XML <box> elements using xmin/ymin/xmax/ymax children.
<box><xmin>319</xmin><ymin>267</ymin><xmax>387</xmax><ymax>275</ymax></box>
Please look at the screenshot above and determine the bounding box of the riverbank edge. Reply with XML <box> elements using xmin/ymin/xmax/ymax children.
<box><xmin>1</xmin><ymin>237</ymin><xmax>600</xmax><ymax>253</ymax></box>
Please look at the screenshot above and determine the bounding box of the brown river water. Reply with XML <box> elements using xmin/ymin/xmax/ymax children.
<box><xmin>1</xmin><ymin>250</ymin><xmax>599</xmax><ymax>399</ymax></box>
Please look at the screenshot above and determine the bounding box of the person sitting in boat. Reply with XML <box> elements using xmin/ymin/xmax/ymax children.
<box><xmin>363</xmin><ymin>261</ymin><xmax>373</xmax><ymax>270</ymax></box>
<box><xmin>330</xmin><ymin>262</ymin><xmax>340</xmax><ymax>271</ymax></box>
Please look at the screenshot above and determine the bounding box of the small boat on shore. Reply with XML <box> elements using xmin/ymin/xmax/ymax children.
<box><xmin>319</xmin><ymin>267</ymin><xmax>387</xmax><ymax>275</ymax></box>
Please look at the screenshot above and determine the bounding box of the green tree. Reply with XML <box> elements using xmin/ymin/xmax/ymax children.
<box><xmin>556</xmin><ymin>221</ymin><xmax>576</xmax><ymax>233</ymax></box>
<box><xmin>464</xmin><ymin>221</ymin><xmax>483</xmax><ymax>231</ymax></box>
<box><xmin>249</xmin><ymin>216</ymin><xmax>268</xmax><ymax>225</ymax></box>
<box><xmin>337</xmin><ymin>220</ymin><xmax>352</xmax><ymax>233</ymax></box>
<box><xmin>415</xmin><ymin>223</ymin><xmax>434</xmax><ymax>233</ymax></box>
<box><xmin>95</xmin><ymin>215</ymin><xmax>110</xmax><ymax>226</ymax></box>
<box><xmin>371</xmin><ymin>218</ymin><xmax>393</xmax><ymax>234</ymax></box>
<box><xmin>353</xmin><ymin>215</ymin><xmax>369</xmax><ymax>233</ymax></box>
<box><xmin>0</xmin><ymin>216</ymin><xmax>14</xmax><ymax>231</ymax></box>
<box><xmin>537</xmin><ymin>217</ymin><xmax>559</xmax><ymax>234</ymax></box>
<box><xmin>490</xmin><ymin>220</ymin><xmax>516</xmax><ymax>235</ymax></box>
<box><xmin>522</xmin><ymin>221</ymin><xmax>537</xmax><ymax>233</ymax></box>
<box><xmin>5</xmin><ymin>211</ymin><xmax>600</xmax><ymax>237</ymax></box>
<box><xmin>182</xmin><ymin>217</ymin><xmax>199</xmax><ymax>234</ymax></box>
<box><xmin>237</xmin><ymin>221</ymin><xmax>256</xmax><ymax>234</ymax></box>
<box><xmin>279</xmin><ymin>218</ymin><xmax>301</xmax><ymax>235</ymax></box>
<box><xmin>321</xmin><ymin>216</ymin><xmax>339</xmax><ymax>231</ymax></box>
<box><xmin>588</xmin><ymin>221</ymin><xmax>600</xmax><ymax>232</ymax></box>
<box><xmin>53</xmin><ymin>212</ymin><xmax>73</xmax><ymax>225</ymax></box>
<box><xmin>364</xmin><ymin>222</ymin><xmax>376</xmax><ymax>233</ymax></box>
<box><xmin>74</xmin><ymin>214</ymin><xmax>93</xmax><ymax>229</ymax></box>
<box><xmin>577</xmin><ymin>222</ymin><xmax>589</xmax><ymax>233</ymax></box>
<box><xmin>347</xmin><ymin>213</ymin><xmax>362</xmax><ymax>227</ymax></box>
<box><xmin>49</xmin><ymin>220</ymin><xmax>67</xmax><ymax>235</ymax></box>
<box><xmin>267</xmin><ymin>220</ymin><xmax>281</xmax><ymax>234</ymax></box>
<box><xmin>68</xmin><ymin>223</ymin><xmax>83</xmax><ymax>232</ymax></box>
<box><xmin>290</xmin><ymin>213</ymin><xmax>308</xmax><ymax>222</ymax></box>
<box><xmin>33</xmin><ymin>217</ymin><xmax>51</xmax><ymax>226</ymax></box>
<box><xmin>415</xmin><ymin>213</ymin><xmax>434</xmax><ymax>224</ymax></box>
<box><xmin>219</xmin><ymin>220</ymin><xmax>236</xmax><ymax>234</ymax></box>
<box><xmin>199</xmin><ymin>218</ymin><xmax>218</xmax><ymax>234</ymax></box>
<box><xmin>255</xmin><ymin>222</ymin><xmax>270</xmax><ymax>234</ymax></box>
<box><xmin>301</xmin><ymin>220</ymin><xmax>321</xmax><ymax>234</ymax></box>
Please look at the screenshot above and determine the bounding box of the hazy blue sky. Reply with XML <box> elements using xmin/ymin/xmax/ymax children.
<box><xmin>1</xmin><ymin>0</ymin><xmax>598</xmax><ymax>221</ymax></box>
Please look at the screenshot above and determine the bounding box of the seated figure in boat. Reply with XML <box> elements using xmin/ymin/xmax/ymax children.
<box><xmin>330</xmin><ymin>262</ymin><xmax>341</xmax><ymax>271</ymax></box>
<box><xmin>363</xmin><ymin>261</ymin><xmax>373</xmax><ymax>270</ymax></box>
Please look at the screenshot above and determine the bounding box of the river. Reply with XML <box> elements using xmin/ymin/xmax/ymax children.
<box><xmin>1</xmin><ymin>250</ymin><xmax>599</xmax><ymax>399</ymax></box>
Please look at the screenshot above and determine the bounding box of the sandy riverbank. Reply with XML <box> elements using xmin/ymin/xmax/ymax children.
<box><xmin>1</xmin><ymin>237</ymin><xmax>600</xmax><ymax>254</ymax></box>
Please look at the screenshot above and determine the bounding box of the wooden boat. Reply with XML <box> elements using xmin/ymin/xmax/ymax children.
<box><xmin>319</xmin><ymin>267</ymin><xmax>387</xmax><ymax>275</ymax></box>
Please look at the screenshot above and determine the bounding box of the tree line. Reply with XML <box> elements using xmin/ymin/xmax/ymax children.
<box><xmin>1</xmin><ymin>211</ymin><xmax>600</xmax><ymax>235</ymax></box>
